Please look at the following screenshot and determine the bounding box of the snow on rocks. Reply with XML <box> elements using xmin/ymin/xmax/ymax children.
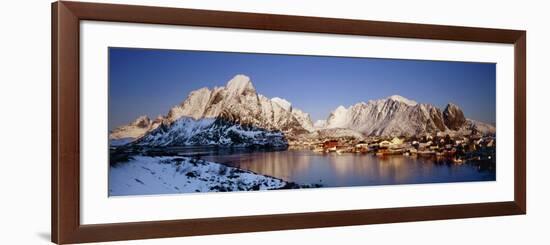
<box><xmin>313</xmin><ymin>120</ymin><xmax>327</xmax><ymax>129</ymax></box>
<box><xmin>323</xmin><ymin>96</ymin><xmax>494</xmax><ymax>137</ymax></box>
<box><xmin>109</xmin><ymin>115</ymin><xmax>164</xmax><ymax>145</ymax></box>
<box><xmin>110</xmin><ymin>115</ymin><xmax>153</xmax><ymax>140</ymax></box>
<box><xmin>134</xmin><ymin>117</ymin><xmax>289</xmax><ymax>148</ymax></box>
<box><xmin>271</xmin><ymin>97</ymin><xmax>292</xmax><ymax>111</ymax></box>
<box><xmin>225</xmin><ymin>74</ymin><xmax>256</xmax><ymax>98</ymax></box>
<box><xmin>325</xmin><ymin>105</ymin><xmax>350</xmax><ymax>129</ymax></box>
<box><xmin>109</xmin><ymin>74</ymin><xmax>495</xmax><ymax>145</ymax></box>
<box><xmin>111</xmin><ymin>74</ymin><xmax>316</xmax><ymax>144</ymax></box>
<box><xmin>387</xmin><ymin>94</ymin><xmax>418</xmax><ymax>106</ymax></box>
<box><xmin>167</xmin><ymin>87</ymin><xmax>212</xmax><ymax>122</ymax></box>
<box><xmin>109</xmin><ymin>156</ymin><xmax>289</xmax><ymax>196</ymax></box>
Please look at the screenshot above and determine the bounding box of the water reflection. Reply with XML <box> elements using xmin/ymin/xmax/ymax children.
<box><xmin>201</xmin><ymin>150</ymin><xmax>495</xmax><ymax>187</ymax></box>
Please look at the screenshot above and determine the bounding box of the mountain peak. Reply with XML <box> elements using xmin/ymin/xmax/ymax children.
<box><xmin>271</xmin><ymin>97</ymin><xmax>292</xmax><ymax>111</ymax></box>
<box><xmin>386</xmin><ymin>95</ymin><xmax>417</xmax><ymax>106</ymax></box>
<box><xmin>335</xmin><ymin>105</ymin><xmax>348</xmax><ymax>112</ymax></box>
<box><xmin>132</xmin><ymin>115</ymin><xmax>151</xmax><ymax>128</ymax></box>
<box><xmin>443</xmin><ymin>103</ymin><xmax>466</xmax><ymax>130</ymax></box>
<box><xmin>445</xmin><ymin>102</ymin><xmax>460</xmax><ymax>110</ymax></box>
<box><xmin>225</xmin><ymin>74</ymin><xmax>255</xmax><ymax>96</ymax></box>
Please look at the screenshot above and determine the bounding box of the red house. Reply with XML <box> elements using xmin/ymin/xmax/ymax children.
<box><xmin>323</xmin><ymin>140</ymin><xmax>339</xmax><ymax>151</ymax></box>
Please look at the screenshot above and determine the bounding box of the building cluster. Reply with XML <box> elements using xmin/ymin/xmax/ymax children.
<box><xmin>306</xmin><ymin>133</ymin><xmax>496</xmax><ymax>163</ymax></box>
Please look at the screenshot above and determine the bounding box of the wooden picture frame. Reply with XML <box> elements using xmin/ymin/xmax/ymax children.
<box><xmin>51</xmin><ymin>1</ymin><xmax>526</xmax><ymax>244</ymax></box>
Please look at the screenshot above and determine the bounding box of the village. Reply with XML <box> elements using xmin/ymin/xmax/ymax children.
<box><xmin>290</xmin><ymin>133</ymin><xmax>496</xmax><ymax>164</ymax></box>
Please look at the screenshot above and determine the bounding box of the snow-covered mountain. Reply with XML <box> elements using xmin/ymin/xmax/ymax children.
<box><xmin>110</xmin><ymin>115</ymin><xmax>152</xmax><ymax>140</ymax></box>
<box><xmin>110</xmin><ymin>75</ymin><xmax>495</xmax><ymax>146</ymax></box>
<box><xmin>134</xmin><ymin>117</ymin><xmax>288</xmax><ymax>148</ymax></box>
<box><xmin>109</xmin><ymin>115</ymin><xmax>165</xmax><ymax>146</ymax></box>
<box><xmin>165</xmin><ymin>74</ymin><xmax>314</xmax><ymax>135</ymax></box>
<box><xmin>320</xmin><ymin>95</ymin><xmax>495</xmax><ymax>137</ymax></box>
<box><xmin>313</xmin><ymin>120</ymin><xmax>327</xmax><ymax>129</ymax></box>
<box><xmin>110</xmin><ymin>75</ymin><xmax>315</xmax><ymax>146</ymax></box>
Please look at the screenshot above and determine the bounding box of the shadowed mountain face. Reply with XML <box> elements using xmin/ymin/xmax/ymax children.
<box><xmin>443</xmin><ymin>103</ymin><xmax>467</xmax><ymax>130</ymax></box>
<box><xmin>133</xmin><ymin>117</ymin><xmax>288</xmax><ymax>148</ymax></box>
<box><xmin>110</xmin><ymin>74</ymin><xmax>495</xmax><ymax>146</ymax></box>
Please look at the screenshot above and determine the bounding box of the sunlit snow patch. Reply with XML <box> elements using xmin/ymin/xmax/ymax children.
<box><xmin>109</xmin><ymin>156</ymin><xmax>292</xmax><ymax>196</ymax></box>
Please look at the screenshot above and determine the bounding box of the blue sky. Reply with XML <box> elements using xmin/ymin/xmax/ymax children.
<box><xmin>109</xmin><ymin>47</ymin><xmax>496</xmax><ymax>130</ymax></box>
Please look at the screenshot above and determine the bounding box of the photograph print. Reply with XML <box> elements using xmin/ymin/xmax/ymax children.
<box><xmin>108</xmin><ymin>48</ymin><xmax>496</xmax><ymax>196</ymax></box>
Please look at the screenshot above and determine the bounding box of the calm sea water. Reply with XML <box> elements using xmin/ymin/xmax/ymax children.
<box><xmin>201</xmin><ymin>149</ymin><xmax>495</xmax><ymax>187</ymax></box>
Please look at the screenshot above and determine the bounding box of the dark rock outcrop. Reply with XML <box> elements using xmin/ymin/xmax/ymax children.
<box><xmin>443</xmin><ymin>103</ymin><xmax>466</xmax><ymax>130</ymax></box>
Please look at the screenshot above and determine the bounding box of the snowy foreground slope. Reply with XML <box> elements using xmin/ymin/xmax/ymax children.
<box><xmin>109</xmin><ymin>156</ymin><xmax>294</xmax><ymax>196</ymax></box>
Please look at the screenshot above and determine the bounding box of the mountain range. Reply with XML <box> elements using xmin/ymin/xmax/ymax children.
<box><xmin>317</xmin><ymin>95</ymin><xmax>494</xmax><ymax>137</ymax></box>
<box><xmin>110</xmin><ymin>74</ymin><xmax>495</xmax><ymax>146</ymax></box>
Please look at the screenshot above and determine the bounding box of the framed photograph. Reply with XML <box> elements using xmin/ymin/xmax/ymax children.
<box><xmin>52</xmin><ymin>1</ymin><xmax>526</xmax><ymax>244</ymax></box>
